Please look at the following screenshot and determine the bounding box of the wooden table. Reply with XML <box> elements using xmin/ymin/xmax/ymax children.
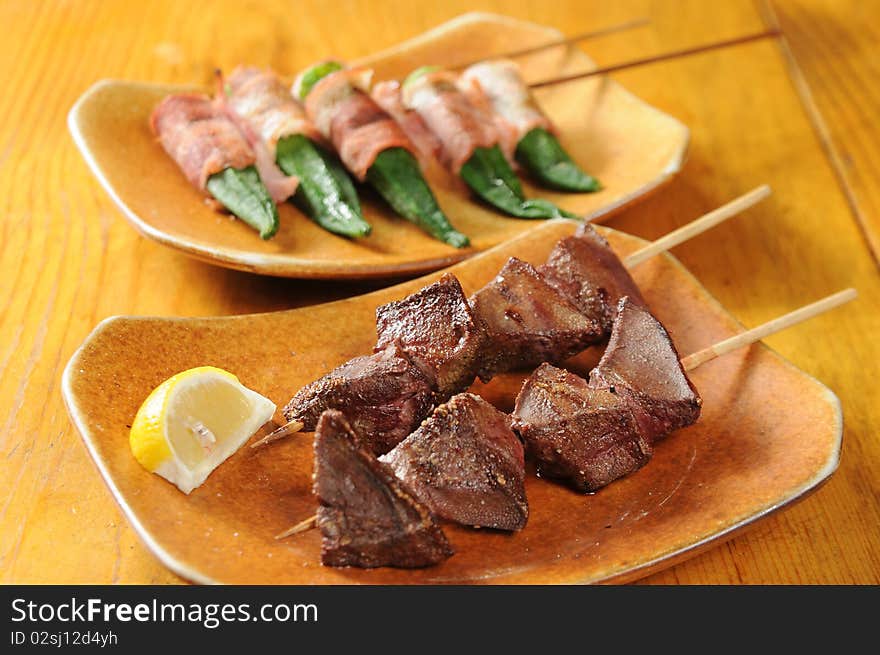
<box><xmin>2</xmin><ymin>0</ymin><xmax>878</xmax><ymax>585</ymax></box>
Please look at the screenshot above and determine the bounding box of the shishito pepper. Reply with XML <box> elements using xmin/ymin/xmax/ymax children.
<box><xmin>365</xmin><ymin>147</ymin><xmax>469</xmax><ymax>247</ymax></box>
<box><xmin>294</xmin><ymin>62</ymin><xmax>469</xmax><ymax>248</ymax></box>
<box><xmin>403</xmin><ymin>67</ymin><xmax>574</xmax><ymax>220</ymax></box>
<box><xmin>205</xmin><ymin>166</ymin><xmax>279</xmax><ymax>240</ymax></box>
<box><xmin>275</xmin><ymin>134</ymin><xmax>371</xmax><ymax>238</ymax></box>
<box><xmin>459</xmin><ymin>144</ymin><xmax>576</xmax><ymax>219</ymax></box>
<box><xmin>514</xmin><ymin>127</ymin><xmax>600</xmax><ymax>193</ymax></box>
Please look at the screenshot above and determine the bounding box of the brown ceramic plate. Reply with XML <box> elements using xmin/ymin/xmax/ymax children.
<box><xmin>62</xmin><ymin>221</ymin><xmax>841</xmax><ymax>584</ymax></box>
<box><xmin>67</xmin><ymin>12</ymin><xmax>688</xmax><ymax>279</ymax></box>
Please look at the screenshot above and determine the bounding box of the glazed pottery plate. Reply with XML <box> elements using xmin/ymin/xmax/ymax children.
<box><xmin>67</xmin><ymin>12</ymin><xmax>688</xmax><ymax>279</ymax></box>
<box><xmin>62</xmin><ymin>221</ymin><xmax>842</xmax><ymax>584</ymax></box>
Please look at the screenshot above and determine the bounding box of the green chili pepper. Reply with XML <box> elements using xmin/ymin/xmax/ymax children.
<box><xmin>367</xmin><ymin>148</ymin><xmax>469</xmax><ymax>248</ymax></box>
<box><xmin>206</xmin><ymin>165</ymin><xmax>279</xmax><ymax>239</ymax></box>
<box><xmin>276</xmin><ymin>134</ymin><xmax>371</xmax><ymax>238</ymax></box>
<box><xmin>294</xmin><ymin>61</ymin><xmax>344</xmax><ymax>101</ymax></box>
<box><xmin>459</xmin><ymin>146</ymin><xmax>576</xmax><ymax>219</ymax></box>
<box><xmin>403</xmin><ymin>66</ymin><xmax>441</xmax><ymax>88</ymax></box>
<box><xmin>515</xmin><ymin>127</ymin><xmax>600</xmax><ymax>193</ymax></box>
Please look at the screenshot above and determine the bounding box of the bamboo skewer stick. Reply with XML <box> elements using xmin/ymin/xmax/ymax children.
<box><xmin>447</xmin><ymin>18</ymin><xmax>651</xmax><ymax>71</ymax></box>
<box><xmin>623</xmin><ymin>185</ymin><xmax>771</xmax><ymax>268</ymax></box>
<box><xmin>681</xmin><ymin>288</ymin><xmax>857</xmax><ymax>371</ymax></box>
<box><xmin>250</xmin><ymin>420</ymin><xmax>304</xmax><ymax>449</ymax></box>
<box><xmin>528</xmin><ymin>29</ymin><xmax>781</xmax><ymax>89</ymax></box>
<box><xmin>277</xmin><ymin>288</ymin><xmax>857</xmax><ymax>539</ymax></box>
<box><xmin>275</xmin><ymin>515</ymin><xmax>318</xmax><ymax>540</ymax></box>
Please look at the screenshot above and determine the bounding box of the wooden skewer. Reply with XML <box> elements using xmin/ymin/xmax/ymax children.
<box><xmin>276</xmin><ymin>287</ymin><xmax>857</xmax><ymax>539</ymax></box>
<box><xmin>250</xmin><ymin>419</ymin><xmax>304</xmax><ymax>449</ymax></box>
<box><xmin>275</xmin><ymin>515</ymin><xmax>318</xmax><ymax>539</ymax></box>
<box><xmin>447</xmin><ymin>18</ymin><xmax>651</xmax><ymax>71</ymax></box>
<box><xmin>528</xmin><ymin>29</ymin><xmax>781</xmax><ymax>89</ymax></box>
<box><xmin>681</xmin><ymin>288</ymin><xmax>858</xmax><ymax>371</ymax></box>
<box><xmin>623</xmin><ymin>185</ymin><xmax>771</xmax><ymax>268</ymax></box>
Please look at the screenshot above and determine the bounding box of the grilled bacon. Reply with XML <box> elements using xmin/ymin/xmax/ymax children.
<box><xmin>304</xmin><ymin>68</ymin><xmax>416</xmax><ymax>180</ymax></box>
<box><xmin>151</xmin><ymin>93</ymin><xmax>254</xmax><ymax>191</ymax></box>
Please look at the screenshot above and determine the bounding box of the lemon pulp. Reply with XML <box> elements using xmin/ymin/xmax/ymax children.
<box><xmin>129</xmin><ymin>366</ymin><xmax>275</xmax><ymax>494</ymax></box>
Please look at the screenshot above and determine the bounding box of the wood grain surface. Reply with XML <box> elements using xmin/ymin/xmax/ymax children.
<box><xmin>1</xmin><ymin>0</ymin><xmax>878</xmax><ymax>584</ymax></box>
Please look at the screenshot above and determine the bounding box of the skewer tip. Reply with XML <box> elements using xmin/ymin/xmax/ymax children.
<box><xmin>250</xmin><ymin>420</ymin><xmax>304</xmax><ymax>449</ymax></box>
<box><xmin>275</xmin><ymin>515</ymin><xmax>317</xmax><ymax>540</ymax></box>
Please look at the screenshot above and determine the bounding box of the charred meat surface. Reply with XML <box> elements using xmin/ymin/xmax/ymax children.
<box><xmin>513</xmin><ymin>363</ymin><xmax>652</xmax><ymax>492</ymax></box>
<box><xmin>470</xmin><ymin>257</ymin><xmax>603</xmax><ymax>381</ymax></box>
<box><xmin>590</xmin><ymin>297</ymin><xmax>701</xmax><ymax>443</ymax></box>
<box><xmin>283</xmin><ymin>343</ymin><xmax>435</xmax><ymax>455</ymax></box>
<box><xmin>381</xmin><ymin>393</ymin><xmax>528</xmax><ymax>531</ymax></box>
<box><xmin>313</xmin><ymin>410</ymin><xmax>454</xmax><ymax>569</ymax></box>
<box><xmin>375</xmin><ymin>273</ymin><xmax>485</xmax><ymax>401</ymax></box>
<box><xmin>539</xmin><ymin>224</ymin><xmax>646</xmax><ymax>333</ymax></box>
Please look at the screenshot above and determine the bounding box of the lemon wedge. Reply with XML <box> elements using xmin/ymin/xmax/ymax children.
<box><xmin>129</xmin><ymin>366</ymin><xmax>276</xmax><ymax>494</ymax></box>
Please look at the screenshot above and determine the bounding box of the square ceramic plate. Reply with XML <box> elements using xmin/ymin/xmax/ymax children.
<box><xmin>61</xmin><ymin>221</ymin><xmax>841</xmax><ymax>584</ymax></box>
<box><xmin>67</xmin><ymin>12</ymin><xmax>688</xmax><ymax>279</ymax></box>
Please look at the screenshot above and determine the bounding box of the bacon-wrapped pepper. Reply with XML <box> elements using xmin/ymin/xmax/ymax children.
<box><xmin>460</xmin><ymin>59</ymin><xmax>600</xmax><ymax>193</ymax></box>
<box><xmin>223</xmin><ymin>67</ymin><xmax>370</xmax><ymax>238</ymax></box>
<box><xmin>294</xmin><ymin>62</ymin><xmax>469</xmax><ymax>248</ymax></box>
<box><xmin>150</xmin><ymin>93</ymin><xmax>280</xmax><ymax>239</ymax></box>
<box><xmin>401</xmin><ymin>67</ymin><xmax>573</xmax><ymax>219</ymax></box>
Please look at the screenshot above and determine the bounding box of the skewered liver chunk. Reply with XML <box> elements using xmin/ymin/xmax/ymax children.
<box><xmin>589</xmin><ymin>297</ymin><xmax>701</xmax><ymax>443</ymax></box>
<box><xmin>513</xmin><ymin>363</ymin><xmax>652</xmax><ymax>492</ymax></box>
<box><xmin>381</xmin><ymin>393</ymin><xmax>528</xmax><ymax>531</ymax></box>
<box><xmin>282</xmin><ymin>343</ymin><xmax>435</xmax><ymax>455</ymax></box>
<box><xmin>375</xmin><ymin>273</ymin><xmax>485</xmax><ymax>401</ymax></box>
<box><xmin>470</xmin><ymin>257</ymin><xmax>603</xmax><ymax>381</ymax></box>
<box><xmin>539</xmin><ymin>224</ymin><xmax>646</xmax><ymax>333</ymax></box>
<box><xmin>314</xmin><ymin>410</ymin><xmax>454</xmax><ymax>569</ymax></box>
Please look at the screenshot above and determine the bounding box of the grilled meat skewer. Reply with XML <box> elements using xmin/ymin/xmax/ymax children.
<box><xmin>282</xmin><ymin>188</ymin><xmax>767</xmax><ymax>455</ymax></box>
<box><xmin>513</xmin><ymin>296</ymin><xmax>701</xmax><ymax>492</ymax></box>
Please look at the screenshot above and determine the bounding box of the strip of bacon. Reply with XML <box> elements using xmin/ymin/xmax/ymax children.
<box><xmin>150</xmin><ymin>93</ymin><xmax>255</xmax><ymax>191</ymax></box>
<box><xmin>304</xmin><ymin>68</ymin><xmax>416</xmax><ymax>180</ymax></box>
<box><xmin>401</xmin><ymin>69</ymin><xmax>501</xmax><ymax>174</ymax></box>
<box><xmin>226</xmin><ymin>66</ymin><xmax>325</xmax><ymax>155</ymax></box>
<box><xmin>460</xmin><ymin>59</ymin><xmax>554</xmax><ymax>145</ymax></box>
<box><xmin>216</xmin><ymin>69</ymin><xmax>299</xmax><ymax>203</ymax></box>
<box><xmin>371</xmin><ymin>80</ymin><xmax>443</xmax><ymax>165</ymax></box>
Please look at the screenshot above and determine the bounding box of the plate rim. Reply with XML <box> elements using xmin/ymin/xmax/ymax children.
<box><xmin>60</xmin><ymin>223</ymin><xmax>843</xmax><ymax>585</ymax></box>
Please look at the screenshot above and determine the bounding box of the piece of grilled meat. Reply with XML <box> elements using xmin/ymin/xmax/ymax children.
<box><xmin>513</xmin><ymin>297</ymin><xmax>701</xmax><ymax>492</ymax></box>
<box><xmin>589</xmin><ymin>297</ymin><xmax>701</xmax><ymax>443</ymax></box>
<box><xmin>381</xmin><ymin>393</ymin><xmax>528</xmax><ymax>531</ymax></box>
<box><xmin>539</xmin><ymin>224</ymin><xmax>646</xmax><ymax>333</ymax></box>
<box><xmin>470</xmin><ymin>257</ymin><xmax>603</xmax><ymax>381</ymax></box>
<box><xmin>313</xmin><ymin>410</ymin><xmax>454</xmax><ymax>569</ymax></box>
<box><xmin>283</xmin><ymin>343</ymin><xmax>435</xmax><ymax>455</ymax></box>
<box><xmin>375</xmin><ymin>273</ymin><xmax>485</xmax><ymax>402</ymax></box>
<box><xmin>513</xmin><ymin>363</ymin><xmax>652</xmax><ymax>492</ymax></box>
